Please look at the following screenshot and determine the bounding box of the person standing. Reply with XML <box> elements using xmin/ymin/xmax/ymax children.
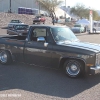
<box><xmin>51</xmin><ymin>13</ymin><xmax>55</xmax><ymax>25</ymax></box>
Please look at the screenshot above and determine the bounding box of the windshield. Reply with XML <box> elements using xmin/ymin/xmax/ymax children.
<box><xmin>51</xmin><ymin>27</ymin><xmax>78</xmax><ymax>42</ymax></box>
<box><xmin>10</xmin><ymin>20</ymin><xmax>21</xmax><ymax>23</ymax></box>
<box><xmin>35</xmin><ymin>16</ymin><xmax>41</xmax><ymax>18</ymax></box>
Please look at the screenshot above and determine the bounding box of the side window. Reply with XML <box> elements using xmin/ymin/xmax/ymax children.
<box><xmin>33</xmin><ymin>28</ymin><xmax>46</xmax><ymax>37</ymax></box>
<box><xmin>30</xmin><ymin>27</ymin><xmax>53</xmax><ymax>43</ymax></box>
<box><xmin>31</xmin><ymin>28</ymin><xmax>46</xmax><ymax>41</ymax></box>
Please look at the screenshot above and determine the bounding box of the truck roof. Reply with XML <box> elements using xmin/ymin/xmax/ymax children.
<box><xmin>30</xmin><ymin>25</ymin><xmax>68</xmax><ymax>28</ymax></box>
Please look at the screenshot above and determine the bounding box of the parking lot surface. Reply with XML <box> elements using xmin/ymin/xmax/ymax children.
<box><xmin>0</xmin><ymin>28</ymin><xmax>100</xmax><ymax>100</ymax></box>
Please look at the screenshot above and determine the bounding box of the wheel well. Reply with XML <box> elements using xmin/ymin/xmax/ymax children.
<box><xmin>59</xmin><ymin>58</ymin><xmax>85</xmax><ymax>69</ymax></box>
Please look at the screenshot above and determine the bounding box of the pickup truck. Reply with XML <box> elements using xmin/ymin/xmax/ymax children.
<box><xmin>7</xmin><ymin>24</ymin><xmax>29</xmax><ymax>36</ymax></box>
<box><xmin>0</xmin><ymin>25</ymin><xmax>100</xmax><ymax>78</ymax></box>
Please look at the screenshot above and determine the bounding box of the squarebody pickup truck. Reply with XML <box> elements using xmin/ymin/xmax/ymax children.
<box><xmin>0</xmin><ymin>25</ymin><xmax>100</xmax><ymax>78</ymax></box>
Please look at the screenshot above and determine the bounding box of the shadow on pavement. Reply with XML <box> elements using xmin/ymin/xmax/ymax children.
<box><xmin>0</xmin><ymin>62</ymin><xmax>100</xmax><ymax>98</ymax></box>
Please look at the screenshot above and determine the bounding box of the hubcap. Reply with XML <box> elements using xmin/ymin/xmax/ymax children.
<box><xmin>66</xmin><ymin>62</ymin><xmax>80</xmax><ymax>76</ymax></box>
<box><xmin>0</xmin><ymin>52</ymin><xmax>7</xmax><ymax>63</ymax></box>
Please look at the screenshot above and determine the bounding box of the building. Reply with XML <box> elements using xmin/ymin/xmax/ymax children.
<box><xmin>55</xmin><ymin>7</ymin><xmax>71</xmax><ymax>18</ymax></box>
<box><xmin>0</xmin><ymin>0</ymin><xmax>39</xmax><ymax>13</ymax></box>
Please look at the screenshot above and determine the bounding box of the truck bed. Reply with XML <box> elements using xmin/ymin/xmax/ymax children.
<box><xmin>1</xmin><ymin>35</ymin><xmax>27</xmax><ymax>40</ymax></box>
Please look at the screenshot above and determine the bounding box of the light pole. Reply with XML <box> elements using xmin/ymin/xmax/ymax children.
<box><xmin>9</xmin><ymin>0</ymin><xmax>11</xmax><ymax>13</ymax></box>
<box><xmin>89</xmin><ymin>7</ymin><xmax>93</xmax><ymax>33</ymax></box>
<box><xmin>65</xmin><ymin>0</ymin><xmax>66</xmax><ymax>23</ymax></box>
<box><xmin>38</xmin><ymin>1</ymin><xmax>40</xmax><ymax>15</ymax></box>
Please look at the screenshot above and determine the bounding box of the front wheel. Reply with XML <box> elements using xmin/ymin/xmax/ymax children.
<box><xmin>0</xmin><ymin>50</ymin><xmax>12</xmax><ymax>65</ymax></box>
<box><xmin>63</xmin><ymin>60</ymin><xmax>84</xmax><ymax>78</ymax></box>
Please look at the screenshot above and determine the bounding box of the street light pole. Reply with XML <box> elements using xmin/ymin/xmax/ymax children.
<box><xmin>9</xmin><ymin>0</ymin><xmax>11</xmax><ymax>13</ymax></box>
<box><xmin>38</xmin><ymin>1</ymin><xmax>40</xmax><ymax>15</ymax></box>
<box><xmin>65</xmin><ymin>0</ymin><xmax>66</xmax><ymax>23</ymax></box>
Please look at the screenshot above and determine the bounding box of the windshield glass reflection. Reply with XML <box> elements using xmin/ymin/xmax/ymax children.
<box><xmin>51</xmin><ymin>27</ymin><xmax>79</xmax><ymax>42</ymax></box>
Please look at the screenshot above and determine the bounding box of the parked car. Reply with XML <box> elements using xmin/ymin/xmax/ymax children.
<box><xmin>71</xmin><ymin>24</ymin><xmax>85</xmax><ymax>33</ymax></box>
<box><xmin>7</xmin><ymin>24</ymin><xmax>29</xmax><ymax>36</ymax></box>
<box><xmin>0</xmin><ymin>25</ymin><xmax>100</xmax><ymax>78</ymax></box>
<box><xmin>8</xmin><ymin>20</ymin><xmax>24</xmax><ymax>28</ymax></box>
<box><xmin>33</xmin><ymin>16</ymin><xmax>46</xmax><ymax>24</ymax></box>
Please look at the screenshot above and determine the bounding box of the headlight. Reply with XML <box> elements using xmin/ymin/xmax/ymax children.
<box><xmin>96</xmin><ymin>53</ymin><xmax>100</xmax><ymax>66</ymax></box>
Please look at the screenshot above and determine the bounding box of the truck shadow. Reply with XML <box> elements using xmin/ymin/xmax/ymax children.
<box><xmin>0</xmin><ymin>62</ymin><xmax>100</xmax><ymax>98</ymax></box>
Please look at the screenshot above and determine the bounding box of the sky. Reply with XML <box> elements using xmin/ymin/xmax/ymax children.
<box><xmin>61</xmin><ymin>0</ymin><xmax>100</xmax><ymax>10</ymax></box>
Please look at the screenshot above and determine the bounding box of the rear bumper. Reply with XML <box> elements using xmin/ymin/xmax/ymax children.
<box><xmin>33</xmin><ymin>20</ymin><xmax>40</xmax><ymax>22</ymax></box>
<box><xmin>90</xmin><ymin>66</ymin><xmax>100</xmax><ymax>74</ymax></box>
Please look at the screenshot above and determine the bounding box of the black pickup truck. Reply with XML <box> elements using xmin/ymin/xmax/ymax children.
<box><xmin>0</xmin><ymin>25</ymin><xmax>100</xmax><ymax>78</ymax></box>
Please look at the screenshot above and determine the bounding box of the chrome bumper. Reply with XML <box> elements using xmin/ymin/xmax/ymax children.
<box><xmin>90</xmin><ymin>66</ymin><xmax>100</xmax><ymax>74</ymax></box>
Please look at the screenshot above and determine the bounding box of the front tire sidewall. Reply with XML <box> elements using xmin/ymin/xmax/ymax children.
<box><xmin>64</xmin><ymin>60</ymin><xmax>83</xmax><ymax>78</ymax></box>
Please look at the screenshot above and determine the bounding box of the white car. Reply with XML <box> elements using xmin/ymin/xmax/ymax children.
<box><xmin>71</xmin><ymin>24</ymin><xmax>85</xmax><ymax>33</ymax></box>
<box><xmin>8</xmin><ymin>20</ymin><xmax>24</xmax><ymax>28</ymax></box>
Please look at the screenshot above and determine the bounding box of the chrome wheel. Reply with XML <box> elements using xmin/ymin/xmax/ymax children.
<box><xmin>0</xmin><ymin>51</ymin><xmax>7</xmax><ymax>63</ymax></box>
<box><xmin>64</xmin><ymin>60</ymin><xmax>82</xmax><ymax>78</ymax></box>
<box><xmin>0</xmin><ymin>50</ymin><xmax>12</xmax><ymax>64</ymax></box>
<box><xmin>66</xmin><ymin>63</ymin><xmax>80</xmax><ymax>76</ymax></box>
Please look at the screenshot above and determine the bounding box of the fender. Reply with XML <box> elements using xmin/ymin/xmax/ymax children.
<box><xmin>59</xmin><ymin>56</ymin><xmax>87</xmax><ymax>70</ymax></box>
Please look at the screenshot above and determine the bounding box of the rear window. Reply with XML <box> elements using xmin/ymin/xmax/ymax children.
<box><xmin>74</xmin><ymin>25</ymin><xmax>81</xmax><ymax>27</ymax></box>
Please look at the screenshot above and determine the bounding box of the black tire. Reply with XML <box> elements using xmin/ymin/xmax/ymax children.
<box><xmin>0</xmin><ymin>50</ymin><xmax>12</xmax><ymax>65</ymax></box>
<box><xmin>63</xmin><ymin>59</ymin><xmax>84</xmax><ymax>78</ymax></box>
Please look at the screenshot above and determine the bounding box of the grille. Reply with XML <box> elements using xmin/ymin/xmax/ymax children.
<box><xmin>96</xmin><ymin>53</ymin><xmax>100</xmax><ymax>66</ymax></box>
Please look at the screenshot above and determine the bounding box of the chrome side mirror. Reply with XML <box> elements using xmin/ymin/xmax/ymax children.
<box><xmin>37</xmin><ymin>37</ymin><xmax>48</xmax><ymax>47</ymax></box>
<box><xmin>44</xmin><ymin>43</ymin><xmax>48</xmax><ymax>47</ymax></box>
<box><xmin>37</xmin><ymin>37</ymin><xmax>45</xmax><ymax>42</ymax></box>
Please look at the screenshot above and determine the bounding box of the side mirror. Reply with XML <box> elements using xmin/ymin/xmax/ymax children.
<box><xmin>37</xmin><ymin>37</ymin><xmax>45</xmax><ymax>42</ymax></box>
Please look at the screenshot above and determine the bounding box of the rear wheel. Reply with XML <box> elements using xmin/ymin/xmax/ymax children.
<box><xmin>63</xmin><ymin>59</ymin><xmax>84</xmax><ymax>78</ymax></box>
<box><xmin>0</xmin><ymin>50</ymin><xmax>12</xmax><ymax>65</ymax></box>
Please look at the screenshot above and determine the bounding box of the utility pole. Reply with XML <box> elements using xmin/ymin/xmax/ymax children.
<box><xmin>9</xmin><ymin>0</ymin><xmax>11</xmax><ymax>13</ymax></box>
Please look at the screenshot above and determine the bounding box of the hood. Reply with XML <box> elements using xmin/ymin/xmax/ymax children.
<box><xmin>57</xmin><ymin>41</ymin><xmax>100</xmax><ymax>53</ymax></box>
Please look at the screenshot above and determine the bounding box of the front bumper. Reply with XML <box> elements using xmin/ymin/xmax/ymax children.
<box><xmin>90</xmin><ymin>66</ymin><xmax>100</xmax><ymax>74</ymax></box>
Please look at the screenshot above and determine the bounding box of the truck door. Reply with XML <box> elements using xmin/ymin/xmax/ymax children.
<box><xmin>24</xmin><ymin>27</ymin><xmax>53</xmax><ymax>67</ymax></box>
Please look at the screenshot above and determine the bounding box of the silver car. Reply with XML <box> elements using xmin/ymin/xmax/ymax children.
<box><xmin>71</xmin><ymin>24</ymin><xmax>85</xmax><ymax>33</ymax></box>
